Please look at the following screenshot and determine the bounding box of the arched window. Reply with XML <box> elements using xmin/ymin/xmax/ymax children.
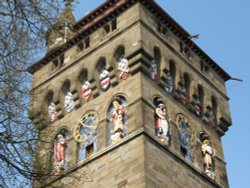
<box><xmin>62</xmin><ymin>80</ymin><xmax>74</xmax><ymax>113</ymax></box>
<box><xmin>78</xmin><ymin>69</ymin><xmax>92</xmax><ymax>102</ymax></box>
<box><xmin>153</xmin><ymin>97</ymin><xmax>170</xmax><ymax>144</ymax></box>
<box><xmin>115</xmin><ymin>46</ymin><xmax>129</xmax><ymax>80</ymax></box>
<box><xmin>199</xmin><ymin>132</ymin><xmax>215</xmax><ymax>179</ymax></box>
<box><xmin>74</xmin><ymin>111</ymin><xmax>98</xmax><ymax>162</ymax></box>
<box><xmin>96</xmin><ymin>58</ymin><xmax>111</xmax><ymax>91</ymax></box>
<box><xmin>45</xmin><ymin>91</ymin><xmax>57</xmax><ymax>123</ymax></box>
<box><xmin>108</xmin><ymin>96</ymin><xmax>128</xmax><ymax>145</ymax></box>
<box><xmin>176</xmin><ymin>114</ymin><xmax>195</xmax><ymax>163</ymax></box>
<box><xmin>53</xmin><ymin>129</ymin><xmax>70</xmax><ymax>174</ymax></box>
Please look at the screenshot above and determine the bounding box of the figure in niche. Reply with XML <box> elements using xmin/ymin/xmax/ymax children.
<box><xmin>193</xmin><ymin>94</ymin><xmax>201</xmax><ymax>117</ymax></box>
<box><xmin>100</xmin><ymin>68</ymin><xmax>110</xmax><ymax>91</ymax></box>
<box><xmin>165</xmin><ymin>72</ymin><xmax>173</xmax><ymax>93</ymax></box>
<box><xmin>48</xmin><ymin>102</ymin><xmax>57</xmax><ymax>123</ymax></box>
<box><xmin>110</xmin><ymin>97</ymin><xmax>127</xmax><ymax>144</ymax></box>
<box><xmin>200</xmin><ymin>132</ymin><xmax>215</xmax><ymax>179</ymax></box>
<box><xmin>117</xmin><ymin>56</ymin><xmax>129</xmax><ymax>80</ymax></box>
<box><xmin>178</xmin><ymin>77</ymin><xmax>188</xmax><ymax>105</ymax></box>
<box><xmin>177</xmin><ymin>117</ymin><xmax>194</xmax><ymax>163</ymax></box>
<box><xmin>155</xmin><ymin>99</ymin><xmax>169</xmax><ymax>143</ymax></box>
<box><xmin>206</xmin><ymin>107</ymin><xmax>216</xmax><ymax>128</ymax></box>
<box><xmin>54</xmin><ymin>134</ymin><xmax>67</xmax><ymax>174</ymax></box>
<box><xmin>150</xmin><ymin>59</ymin><xmax>158</xmax><ymax>81</ymax></box>
<box><xmin>81</xmin><ymin>80</ymin><xmax>92</xmax><ymax>102</ymax></box>
<box><xmin>64</xmin><ymin>91</ymin><xmax>74</xmax><ymax>112</ymax></box>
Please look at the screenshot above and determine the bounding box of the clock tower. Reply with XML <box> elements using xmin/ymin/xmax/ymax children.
<box><xmin>29</xmin><ymin>0</ymin><xmax>232</xmax><ymax>187</ymax></box>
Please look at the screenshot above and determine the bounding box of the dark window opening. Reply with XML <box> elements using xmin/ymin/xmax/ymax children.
<box><xmin>111</xmin><ymin>19</ymin><xmax>117</xmax><ymax>31</ymax></box>
<box><xmin>77</xmin><ymin>42</ymin><xmax>84</xmax><ymax>51</ymax></box>
<box><xmin>84</xmin><ymin>37</ymin><xmax>90</xmax><ymax>49</ymax></box>
<box><xmin>86</xmin><ymin>144</ymin><xmax>94</xmax><ymax>158</ymax></box>
<box><xmin>104</xmin><ymin>24</ymin><xmax>110</xmax><ymax>34</ymax></box>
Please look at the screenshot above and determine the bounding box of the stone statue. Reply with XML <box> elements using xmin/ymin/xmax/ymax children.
<box><xmin>117</xmin><ymin>56</ymin><xmax>129</xmax><ymax>80</ymax></box>
<box><xmin>54</xmin><ymin>134</ymin><xmax>67</xmax><ymax>174</ymax></box>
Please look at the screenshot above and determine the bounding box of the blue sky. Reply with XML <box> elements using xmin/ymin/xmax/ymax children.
<box><xmin>74</xmin><ymin>1</ymin><xmax>250</xmax><ymax>187</ymax></box>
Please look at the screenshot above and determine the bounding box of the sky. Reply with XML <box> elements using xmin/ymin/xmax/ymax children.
<box><xmin>74</xmin><ymin>1</ymin><xmax>250</xmax><ymax>187</ymax></box>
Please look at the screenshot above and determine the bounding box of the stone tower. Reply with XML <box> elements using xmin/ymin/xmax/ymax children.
<box><xmin>29</xmin><ymin>0</ymin><xmax>232</xmax><ymax>187</ymax></box>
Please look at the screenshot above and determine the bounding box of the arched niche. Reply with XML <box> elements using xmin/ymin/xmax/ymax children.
<box><xmin>149</xmin><ymin>47</ymin><xmax>161</xmax><ymax>81</ymax></box>
<box><xmin>107</xmin><ymin>95</ymin><xmax>128</xmax><ymax>145</ymax></box>
<box><xmin>95</xmin><ymin>57</ymin><xmax>111</xmax><ymax>91</ymax></box>
<box><xmin>44</xmin><ymin>90</ymin><xmax>57</xmax><ymax>123</ymax></box>
<box><xmin>176</xmin><ymin>114</ymin><xmax>196</xmax><ymax>163</ymax></box>
<box><xmin>78</xmin><ymin>68</ymin><xmax>92</xmax><ymax>102</ymax></box>
<box><xmin>211</xmin><ymin>96</ymin><xmax>218</xmax><ymax>125</ymax></box>
<box><xmin>113</xmin><ymin>45</ymin><xmax>129</xmax><ymax>80</ymax></box>
<box><xmin>199</xmin><ymin>131</ymin><xmax>215</xmax><ymax>179</ymax></box>
<box><xmin>152</xmin><ymin>96</ymin><xmax>170</xmax><ymax>144</ymax></box>
<box><xmin>61</xmin><ymin>80</ymin><xmax>74</xmax><ymax>113</ymax></box>
<box><xmin>164</xmin><ymin>60</ymin><xmax>176</xmax><ymax>93</ymax></box>
<box><xmin>52</xmin><ymin>128</ymin><xmax>70</xmax><ymax>174</ymax></box>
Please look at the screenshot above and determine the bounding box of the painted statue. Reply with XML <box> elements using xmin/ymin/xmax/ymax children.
<box><xmin>155</xmin><ymin>102</ymin><xmax>169</xmax><ymax>142</ymax></box>
<box><xmin>201</xmin><ymin>137</ymin><xmax>215</xmax><ymax>179</ymax></box>
<box><xmin>110</xmin><ymin>97</ymin><xmax>127</xmax><ymax>144</ymax></box>
<box><xmin>48</xmin><ymin>102</ymin><xmax>57</xmax><ymax>123</ymax></box>
<box><xmin>81</xmin><ymin>80</ymin><xmax>92</xmax><ymax>102</ymax></box>
<box><xmin>178</xmin><ymin>121</ymin><xmax>193</xmax><ymax>163</ymax></box>
<box><xmin>150</xmin><ymin>60</ymin><xmax>158</xmax><ymax>81</ymax></box>
<box><xmin>117</xmin><ymin>56</ymin><xmax>129</xmax><ymax>80</ymax></box>
<box><xmin>165</xmin><ymin>72</ymin><xmax>173</xmax><ymax>93</ymax></box>
<box><xmin>54</xmin><ymin>134</ymin><xmax>67</xmax><ymax>174</ymax></box>
<box><xmin>64</xmin><ymin>91</ymin><xmax>74</xmax><ymax>112</ymax></box>
<box><xmin>100</xmin><ymin>68</ymin><xmax>110</xmax><ymax>91</ymax></box>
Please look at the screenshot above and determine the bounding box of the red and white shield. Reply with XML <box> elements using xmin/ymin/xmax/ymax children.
<box><xmin>100</xmin><ymin>69</ymin><xmax>110</xmax><ymax>91</ymax></box>
<box><xmin>82</xmin><ymin>81</ymin><xmax>92</xmax><ymax>102</ymax></box>
<box><xmin>100</xmin><ymin>77</ymin><xmax>110</xmax><ymax>91</ymax></box>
